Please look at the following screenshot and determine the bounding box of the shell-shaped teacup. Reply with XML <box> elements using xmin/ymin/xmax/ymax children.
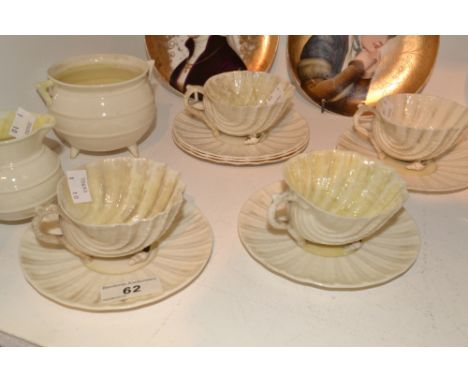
<box><xmin>353</xmin><ymin>94</ymin><xmax>468</xmax><ymax>166</ymax></box>
<box><xmin>267</xmin><ymin>150</ymin><xmax>408</xmax><ymax>246</ymax></box>
<box><xmin>32</xmin><ymin>157</ymin><xmax>185</xmax><ymax>258</ymax></box>
<box><xmin>184</xmin><ymin>70</ymin><xmax>294</xmax><ymax>144</ymax></box>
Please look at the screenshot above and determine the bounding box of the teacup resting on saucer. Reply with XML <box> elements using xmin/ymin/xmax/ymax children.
<box><xmin>32</xmin><ymin>157</ymin><xmax>185</xmax><ymax>262</ymax></box>
<box><xmin>267</xmin><ymin>150</ymin><xmax>408</xmax><ymax>251</ymax></box>
<box><xmin>183</xmin><ymin>71</ymin><xmax>294</xmax><ymax>144</ymax></box>
<box><xmin>353</xmin><ymin>94</ymin><xmax>468</xmax><ymax>170</ymax></box>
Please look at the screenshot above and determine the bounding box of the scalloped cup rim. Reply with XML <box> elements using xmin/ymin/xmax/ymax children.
<box><xmin>56</xmin><ymin>158</ymin><xmax>185</xmax><ymax>228</ymax></box>
<box><xmin>381</xmin><ymin>93</ymin><xmax>467</xmax><ymax>109</ymax></box>
<box><xmin>204</xmin><ymin>71</ymin><xmax>294</xmax><ymax>109</ymax></box>
<box><xmin>284</xmin><ymin>150</ymin><xmax>409</xmax><ymax>220</ymax></box>
<box><xmin>376</xmin><ymin>93</ymin><xmax>468</xmax><ymax>130</ymax></box>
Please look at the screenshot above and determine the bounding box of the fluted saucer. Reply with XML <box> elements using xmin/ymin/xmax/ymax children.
<box><xmin>337</xmin><ymin>124</ymin><xmax>468</xmax><ymax>193</ymax></box>
<box><xmin>172</xmin><ymin>109</ymin><xmax>309</xmax><ymax>165</ymax></box>
<box><xmin>20</xmin><ymin>202</ymin><xmax>213</xmax><ymax>311</ymax></box>
<box><xmin>238</xmin><ymin>181</ymin><xmax>420</xmax><ymax>289</ymax></box>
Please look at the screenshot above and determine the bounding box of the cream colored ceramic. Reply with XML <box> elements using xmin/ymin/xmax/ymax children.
<box><xmin>172</xmin><ymin>109</ymin><xmax>309</xmax><ymax>165</ymax></box>
<box><xmin>353</xmin><ymin>94</ymin><xmax>468</xmax><ymax>167</ymax></box>
<box><xmin>0</xmin><ymin>111</ymin><xmax>62</xmax><ymax>222</ymax></box>
<box><xmin>337</xmin><ymin>126</ymin><xmax>468</xmax><ymax>193</ymax></box>
<box><xmin>173</xmin><ymin>134</ymin><xmax>308</xmax><ymax>166</ymax></box>
<box><xmin>36</xmin><ymin>54</ymin><xmax>156</xmax><ymax>158</ymax></box>
<box><xmin>21</xmin><ymin>202</ymin><xmax>213</xmax><ymax>311</ymax></box>
<box><xmin>32</xmin><ymin>158</ymin><xmax>185</xmax><ymax>258</ymax></box>
<box><xmin>267</xmin><ymin>150</ymin><xmax>408</xmax><ymax>246</ymax></box>
<box><xmin>239</xmin><ymin>181</ymin><xmax>420</xmax><ymax>289</ymax></box>
<box><xmin>183</xmin><ymin>71</ymin><xmax>294</xmax><ymax>143</ymax></box>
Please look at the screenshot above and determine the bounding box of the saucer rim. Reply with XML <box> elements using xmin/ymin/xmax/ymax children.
<box><xmin>173</xmin><ymin>130</ymin><xmax>309</xmax><ymax>166</ymax></box>
<box><xmin>238</xmin><ymin>180</ymin><xmax>421</xmax><ymax>290</ymax></box>
<box><xmin>337</xmin><ymin>127</ymin><xmax>468</xmax><ymax>193</ymax></box>
<box><xmin>172</xmin><ymin>108</ymin><xmax>309</xmax><ymax>165</ymax></box>
<box><xmin>19</xmin><ymin>201</ymin><xmax>213</xmax><ymax>312</ymax></box>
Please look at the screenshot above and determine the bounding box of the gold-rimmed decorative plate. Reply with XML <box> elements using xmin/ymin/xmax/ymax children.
<box><xmin>288</xmin><ymin>35</ymin><xmax>439</xmax><ymax>116</ymax></box>
<box><xmin>145</xmin><ymin>35</ymin><xmax>279</xmax><ymax>94</ymax></box>
<box><xmin>19</xmin><ymin>202</ymin><xmax>213</xmax><ymax>312</ymax></box>
<box><xmin>238</xmin><ymin>181</ymin><xmax>420</xmax><ymax>289</ymax></box>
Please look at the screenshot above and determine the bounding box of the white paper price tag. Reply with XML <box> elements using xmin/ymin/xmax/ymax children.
<box><xmin>100</xmin><ymin>277</ymin><xmax>163</xmax><ymax>302</ymax></box>
<box><xmin>9</xmin><ymin>107</ymin><xmax>36</xmax><ymax>139</ymax></box>
<box><xmin>66</xmin><ymin>170</ymin><xmax>92</xmax><ymax>204</ymax></box>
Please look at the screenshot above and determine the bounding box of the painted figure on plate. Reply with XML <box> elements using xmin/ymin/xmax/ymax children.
<box><xmin>169</xmin><ymin>35</ymin><xmax>247</xmax><ymax>93</ymax></box>
<box><xmin>297</xmin><ymin>35</ymin><xmax>395</xmax><ymax>115</ymax></box>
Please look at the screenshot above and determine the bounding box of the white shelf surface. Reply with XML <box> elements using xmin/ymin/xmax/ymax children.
<box><xmin>0</xmin><ymin>36</ymin><xmax>467</xmax><ymax>346</ymax></box>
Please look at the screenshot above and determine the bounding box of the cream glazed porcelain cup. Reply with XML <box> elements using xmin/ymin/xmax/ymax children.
<box><xmin>0</xmin><ymin>111</ymin><xmax>62</xmax><ymax>222</ymax></box>
<box><xmin>32</xmin><ymin>158</ymin><xmax>185</xmax><ymax>258</ymax></box>
<box><xmin>353</xmin><ymin>94</ymin><xmax>468</xmax><ymax>170</ymax></box>
<box><xmin>36</xmin><ymin>54</ymin><xmax>157</xmax><ymax>158</ymax></box>
<box><xmin>267</xmin><ymin>150</ymin><xmax>408</xmax><ymax>247</ymax></box>
<box><xmin>183</xmin><ymin>71</ymin><xmax>294</xmax><ymax>144</ymax></box>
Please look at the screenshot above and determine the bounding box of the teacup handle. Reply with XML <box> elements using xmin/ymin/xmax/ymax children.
<box><xmin>353</xmin><ymin>104</ymin><xmax>379</xmax><ymax>139</ymax></box>
<box><xmin>267</xmin><ymin>191</ymin><xmax>294</xmax><ymax>230</ymax></box>
<box><xmin>31</xmin><ymin>204</ymin><xmax>64</xmax><ymax>246</ymax></box>
<box><xmin>36</xmin><ymin>80</ymin><xmax>55</xmax><ymax>107</ymax></box>
<box><xmin>353</xmin><ymin>104</ymin><xmax>386</xmax><ymax>159</ymax></box>
<box><xmin>267</xmin><ymin>191</ymin><xmax>305</xmax><ymax>246</ymax></box>
<box><xmin>183</xmin><ymin>85</ymin><xmax>220</xmax><ymax>137</ymax></box>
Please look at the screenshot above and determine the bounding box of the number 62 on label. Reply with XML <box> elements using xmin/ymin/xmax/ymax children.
<box><xmin>100</xmin><ymin>277</ymin><xmax>163</xmax><ymax>302</ymax></box>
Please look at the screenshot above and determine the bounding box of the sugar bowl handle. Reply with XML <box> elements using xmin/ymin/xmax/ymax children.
<box><xmin>32</xmin><ymin>204</ymin><xmax>64</xmax><ymax>246</ymax></box>
<box><xmin>36</xmin><ymin>80</ymin><xmax>55</xmax><ymax>107</ymax></box>
<box><xmin>183</xmin><ymin>85</ymin><xmax>219</xmax><ymax>137</ymax></box>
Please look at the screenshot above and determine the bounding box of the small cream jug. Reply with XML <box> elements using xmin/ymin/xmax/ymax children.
<box><xmin>0</xmin><ymin>111</ymin><xmax>62</xmax><ymax>221</ymax></box>
<box><xmin>36</xmin><ymin>54</ymin><xmax>156</xmax><ymax>158</ymax></box>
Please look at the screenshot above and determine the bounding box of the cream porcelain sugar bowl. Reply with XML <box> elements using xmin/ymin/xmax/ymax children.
<box><xmin>36</xmin><ymin>54</ymin><xmax>156</xmax><ymax>158</ymax></box>
<box><xmin>353</xmin><ymin>94</ymin><xmax>468</xmax><ymax>167</ymax></box>
<box><xmin>184</xmin><ymin>71</ymin><xmax>294</xmax><ymax>144</ymax></box>
<box><xmin>0</xmin><ymin>111</ymin><xmax>62</xmax><ymax>222</ymax></box>
<box><xmin>267</xmin><ymin>150</ymin><xmax>408</xmax><ymax>247</ymax></box>
<box><xmin>32</xmin><ymin>157</ymin><xmax>185</xmax><ymax>258</ymax></box>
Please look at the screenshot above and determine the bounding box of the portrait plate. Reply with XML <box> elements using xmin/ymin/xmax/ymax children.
<box><xmin>146</xmin><ymin>35</ymin><xmax>279</xmax><ymax>95</ymax></box>
<box><xmin>288</xmin><ymin>35</ymin><xmax>439</xmax><ymax>116</ymax></box>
